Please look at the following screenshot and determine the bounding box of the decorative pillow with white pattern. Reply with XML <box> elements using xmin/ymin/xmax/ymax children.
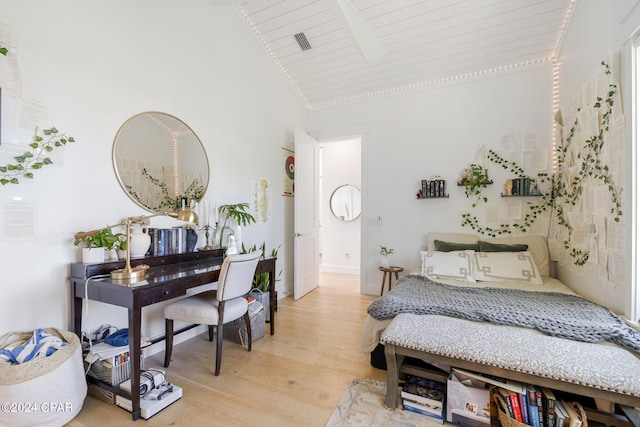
<box><xmin>472</xmin><ymin>251</ymin><xmax>543</xmax><ymax>285</ymax></box>
<box><xmin>420</xmin><ymin>250</ymin><xmax>476</xmax><ymax>282</ymax></box>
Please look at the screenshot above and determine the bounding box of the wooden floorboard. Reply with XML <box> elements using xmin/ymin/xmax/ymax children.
<box><xmin>67</xmin><ymin>273</ymin><xmax>386</xmax><ymax>427</ymax></box>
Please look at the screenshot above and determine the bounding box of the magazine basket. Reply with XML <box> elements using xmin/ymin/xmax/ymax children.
<box><xmin>493</xmin><ymin>392</ymin><xmax>587</xmax><ymax>427</ymax></box>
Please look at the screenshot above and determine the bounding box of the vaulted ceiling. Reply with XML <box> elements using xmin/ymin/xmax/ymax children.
<box><xmin>211</xmin><ymin>0</ymin><xmax>575</xmax><ymax>110</ymax></box>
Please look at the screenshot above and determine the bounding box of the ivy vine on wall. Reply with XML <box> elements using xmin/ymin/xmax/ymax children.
<box><xmin>460</xmin><ymin>61</ymin><xmax>622</xmax><ymax>266</ymax></box>
<box><xmin>0</xmin><ymin>127</ymin><xmax>76</xmax><ymax>185</ymax></box>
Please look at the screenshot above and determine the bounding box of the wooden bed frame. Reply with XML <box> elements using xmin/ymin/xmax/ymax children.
<box><xmin>381</xmin><ymin>314</ymin><xmax>640</xmax><ymax>427</ymax></box>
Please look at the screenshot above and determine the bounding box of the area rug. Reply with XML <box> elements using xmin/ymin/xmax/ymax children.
<box><xmin>325</xmin><ymin>378</ymin><xmax>438</xmax><ymax>426</ymax></box>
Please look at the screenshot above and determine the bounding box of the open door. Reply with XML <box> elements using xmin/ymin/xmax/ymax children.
<box><xmin>293</xmin><ymin>129</ymin><xmax>320</xmax><ymax>300</ymax></box>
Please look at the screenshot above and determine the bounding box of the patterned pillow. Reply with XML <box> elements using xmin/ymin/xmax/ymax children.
<box><xmin>472</xmin><ymin>251</ymin><xmax>543</xmax><ymax>284</ymax></box>
<box><xmin>420</xmin><ymin>250</ymin><xmax>476</xmax><ymax>282</ymax></box>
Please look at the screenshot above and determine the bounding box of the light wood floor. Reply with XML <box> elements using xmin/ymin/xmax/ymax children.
<box><xmin>68</xmin><ymin>273</ymin><xmax>387</xmax><ymax>427</ymax></box>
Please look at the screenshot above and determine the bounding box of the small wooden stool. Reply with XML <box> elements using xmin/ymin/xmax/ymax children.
<box><xmin>379</xmin><ymin>266</ymin><xmax>403</xmax><ymax>295</ymax></box>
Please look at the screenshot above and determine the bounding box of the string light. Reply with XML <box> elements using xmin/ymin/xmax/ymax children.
<box><xmin>146</xmin><ymin>113</ymin><xmax>180</xmax><ymax>197</ymax></box>
<box><xmin>237</xmin><ymin>6</ymin><xmax>312</xmax><ymax>110</ymax></box>
<box><xmin>550</xmin><ymin>0</ymin><xmax>576</xmax><ymax>174</ymax></box>
<box><xmin>311</xmin><ymin>57</ymin><xmax>551</xmax><ymax>110</ymax></box>
<box><xmin>238</xmin><ymin>1</ymin><xmax>577</xmax><ymax>115</ymax></box>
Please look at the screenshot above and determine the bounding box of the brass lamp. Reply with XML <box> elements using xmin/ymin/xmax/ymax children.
<box><xmin>73</xmin><ymin>209</ymin><xmax>198</xmax><ymax>285</ymax></box>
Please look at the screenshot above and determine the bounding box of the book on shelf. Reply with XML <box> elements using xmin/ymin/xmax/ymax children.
<box><xmin>509</xmin><ymin>390</ymin><xmax>524</xmax><ymax>423</ymax></box>
<box><xmin>520</xmin><ymin>388</ymin><xmax>530</xmax><ymax>425</ymax></box>
<box><xmin>532</xmin><ymin>385</ymin><xmax>544</xmax><ymax>427</ymax></box>
<box><xmin>554</xmin><ymin>401</ymin><xmax>568</xmax><ymax>427</ymax></box>
<box><xmin>560</xmin><ymin>401</ymin><xmax>583</xmax><ymax>427</ymax></box>
<box><xmin>401</xmin><ymin>375</ymin><xmax>445</xmax><ymax>408</ymax></box>
<box><xmin>526</xmin><ymin>385</ymin><xmax>541</xmax><ymax>427</ymax></box>
<box><xmin>540</xmin><ymin>387</ymin><xmax>557</xmax><ymax>427</ymax></box>
<box><xmin>403</xmin><ymin>401</ymin><xmax>444</xmax><ymax>423</ymax></box>
<box><xmin>402</xmin><ymin>398</ymin><xmax>442</xmax><ymax>416</ymax></box>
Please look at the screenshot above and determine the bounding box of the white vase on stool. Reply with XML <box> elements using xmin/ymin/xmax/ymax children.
<box><xmin>381</xmin><ymin>255</ymin><xmax>390</xmax><ymax>269</ymax></box>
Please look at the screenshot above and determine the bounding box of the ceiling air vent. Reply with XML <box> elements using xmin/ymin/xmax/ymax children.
<box><xmin>294</xmin><ymin>32</ymin><xmax>312</xmax><ymax>51</ymax></box>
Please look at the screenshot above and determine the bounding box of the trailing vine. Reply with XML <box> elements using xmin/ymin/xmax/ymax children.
<box><xmin>126</xmin><ymin>168</ymin><xmax>205</xmax><ymax>212</ymax></box>
<box><xmin>459</xmin><ymin>61</ymin><xmax>622</xmax><ymax>266</ymax></box>
<box><xmin>0</xmin><ymin>127</ymin><xmax>75</xmax><ymax>185</ymax></box>
<box><xmin>458</xmin><ymin>164</ymin><xmax>492</xmax><ymax>207</ymax></box>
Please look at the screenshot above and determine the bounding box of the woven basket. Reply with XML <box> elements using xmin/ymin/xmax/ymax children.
<box><xmin>493</xmin><ymin>392</ymin><xmax>587</xmax><ymax>427</ymax></box>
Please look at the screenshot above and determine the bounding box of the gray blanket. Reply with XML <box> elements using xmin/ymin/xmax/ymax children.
<box><xmin>367</xmin><ymin>274</ymin><xmax>640</xmax><ymax>352</ymax></box>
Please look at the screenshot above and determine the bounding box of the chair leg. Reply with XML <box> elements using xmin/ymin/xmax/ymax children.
<box><xmin>214</xmin><ymin>302</ymin><xmax>225</xmax><ymax>376</ymax></box>
<box><xmin>214</xmin><ymin>324</ymin><xmax>223</xmax><ymax>376</ymax></box>
<box><xmin>243</xmin><ymin>311</ymin><xmax>252</xmax><ymax>352</ymax></box>
<box><xmin>208</xmin><ymin>325</ymin><xmax>214</xmax><ymax>342</ymax></box>
<box><xmin>164</xmin><ymin>318</ymin><xmax>174</xmax><ymax>368</ymax></box>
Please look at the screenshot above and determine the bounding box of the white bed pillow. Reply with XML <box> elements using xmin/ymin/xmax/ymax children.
<box><xmin>420</xmin><ymin>250</ymin><xmax>476</xmax><ymax>282</ymax></box>
<box><xmin>472</xmin><ymin>251</ymin><xmax>543</xmax><ymax>285</ymax></box>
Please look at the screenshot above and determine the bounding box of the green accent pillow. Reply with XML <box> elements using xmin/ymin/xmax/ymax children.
<box><xmin>434</xmin><ymin>240</ymin><xmax>479</xmax><ymax>252</ymax></box>
<box><xmin>478</xmin><ymin>241</ymin><xmax>528</xmax><ymax>252</ymax></box>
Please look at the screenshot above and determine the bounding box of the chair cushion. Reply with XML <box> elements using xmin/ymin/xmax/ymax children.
<box><xmin>165</xmin><ymin>291</ymin><xmax>249</xmax><ymax>325</ymax></box>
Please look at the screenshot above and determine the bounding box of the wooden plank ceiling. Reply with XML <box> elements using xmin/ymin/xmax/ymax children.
<box><xmin>226</xmin><ymin>0</ymin><xmax>575</xmax><ymax>110</ymax></box>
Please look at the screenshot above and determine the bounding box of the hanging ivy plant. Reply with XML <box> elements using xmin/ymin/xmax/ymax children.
<box><xmin>0</xmin><ymin>127</ymin><xmax>76</xmax><ymax>185</ymax></box>
<box><xmin>459</xmin><ymin>61</ymin><xmax>622</xmax><ymax>266</ymax></box>
<box><xmin>458</xmin><ymin>164</ymin><xmax>492</xmax><ymax>207</ymax></box>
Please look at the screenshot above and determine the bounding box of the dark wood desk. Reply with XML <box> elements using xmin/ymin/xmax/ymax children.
<box><xmin>68</xmin><ymin>249</ymin><xmax>277</xmax><ymax>421</ymax></box>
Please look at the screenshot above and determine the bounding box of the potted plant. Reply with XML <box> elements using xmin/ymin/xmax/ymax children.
<box><xmin>380</xmin><ymin>245</ymin><xmax>394</xmax><ymax>268</ymax></box>
<box><xmin>243</xmin><ymin>242</ymin><xmax>281</xmax><ymax>321</ymax></box>
<box><xmin>459</xmin><ymin>164</ymin><xmax>492</xmax><ymax>207</ymax></box>
<box><xmin>217</xmin><ymin>203</ymin><xmax>256</xmax><ymax>247</ymax></box>
<box><xmin>74</xmin><ymin>228</ymin><xmax>124</xmax><ymax>263</ymax></box>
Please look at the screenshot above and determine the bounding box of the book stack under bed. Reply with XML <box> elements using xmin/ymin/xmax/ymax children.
<box><xmin>399</xmin><ymin>371</ymin><xmax>591</xmax><ymax>427</ymax></box>
<box><xmin>401</xmin><ymin>375</ymin><xmax>446</xmax><ymax>422</ymax></box>
<box><xmin>492</xmin><ymin>385</ymin><xmax>586</xmax><ymax>427</ymax></box>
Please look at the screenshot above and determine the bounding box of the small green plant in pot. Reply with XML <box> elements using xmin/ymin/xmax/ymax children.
<box><xmin>243</xmin><ymin>242</ymin><xmax>281</xmax><ymax>321</ymax></box>
<box><xmin>74</xmin><ymin>228</ymin><xmax>124</xmax><ymax>263</ymax></box>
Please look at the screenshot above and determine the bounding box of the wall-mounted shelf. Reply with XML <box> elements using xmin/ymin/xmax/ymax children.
<box><xmin>418</xmin><ymin>179</ymin><xmax>447</xmax><ymax>198</ymax></box>
<box><xmin>501</xmin><ymin>193</ymin><xmax>542</xmax><ymax>198</ymax></box>
<box><xmin>417</xmin><ymin>194</ymin><xmax>449</xmax><ymax>199</ymax></box>
<box><xmin>457</xmin><ymin>180</ymin><xmax>493</xmax><ymax>186</ymax></box>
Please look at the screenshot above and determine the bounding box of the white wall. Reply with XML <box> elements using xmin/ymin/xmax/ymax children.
<box><xmin>320</xmin><ymin>138</ymin><xmax>361</xmax><ymax>275</ymax></box>
<box><xmin>555</xmin><ymin>0</ymin><xmax>640</xmax><ymax>318</ymax></box>
<box><xmin>0</xmin><ymin>0</ymin><xmax>306</xmax><ymax>343</ymax></box>
<box><xmin>308</xmin><ymin>67</ymin><xmax>553</xmax><ymax>295</ymax></box>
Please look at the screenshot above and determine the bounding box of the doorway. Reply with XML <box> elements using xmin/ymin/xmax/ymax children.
<box><xmin>318</xmin><ymin>136</ymin><xmax>362</xmax><ymax>278</ymax></box>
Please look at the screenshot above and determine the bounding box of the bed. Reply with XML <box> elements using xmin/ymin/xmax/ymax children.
<box><xmin>362</xmin><ymin>233</ymin><xmax>640</xmax><ymax>417</ymax></box>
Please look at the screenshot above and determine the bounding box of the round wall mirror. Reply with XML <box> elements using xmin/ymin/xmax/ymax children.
<box><xmin>112</xmin><ymin>112</ymin><xmax>209</xmax><ymax>213</ymax></box>
<box><xmin>330</xmin><ymin>184</ymin><xmax>361</xmax><ymax>222</ymax></box>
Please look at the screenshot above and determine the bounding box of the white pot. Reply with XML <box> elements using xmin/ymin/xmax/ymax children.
<box><xmin>129</xmin><ymin>223</ymin><xmax>151</xmax><ymax>258</ymax></box>
<box><xmin>105</xmin><ymin>249</ymin><xmax>119</xmax><ymax>262</ymax></box>
<box><xmin>82</xmin><ymin>247</ymin><xmax>105</xmax><ymax>264</ymax></box>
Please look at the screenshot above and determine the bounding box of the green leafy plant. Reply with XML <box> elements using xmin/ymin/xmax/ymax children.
<box><xmin>217</xmin><ymin>203</ymin><xmax>256</xmax><ymax>246</ymax></box>
<box><xmin>459</xmin><ymin>61</ymin><xmax>622</xmax><ymax>266</ymax></box>
<box><xmin>459</xmin><ymin>164</ymin><xmax>492</xmax><ymax>207</ymax></box>
<box><xmin>73</xmin><ymin>228</ymin><xmax>124</xmax><ymax>251</ymax></box>
<box><xmin>379</xmin><ymin>245</ymin><xmax>394</xmax><ymax>256</ymax></box>
<box><xmin>0</xmin><ymin>45</ymin><xmax>7</xmax><ymax>56</ymax></box>
<box><xmin>128</xmin><ymin>169</ymin><xmax>205</xmax><ymax>212</ymax></box>
<box><xmin>0</xmin><ymin>127</ymin><xmax>76</xmax><ymax>185</ymax></box>
<box><xmin>241</xmin><ymin>242</ymin><xmax>281</xmax><ymax>292</ymax></box>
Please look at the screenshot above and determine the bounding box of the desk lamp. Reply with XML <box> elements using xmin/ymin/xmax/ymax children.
<box><xmin>73</xmin><ymin>209</ymin><xmax>197</xmax><ymax>285</ymax></box>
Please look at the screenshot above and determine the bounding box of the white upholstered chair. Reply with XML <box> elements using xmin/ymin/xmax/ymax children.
<box><xmin>163</xmin><ymin>251</ymin><xmax>261</xmax><ymax>376</ymax></box>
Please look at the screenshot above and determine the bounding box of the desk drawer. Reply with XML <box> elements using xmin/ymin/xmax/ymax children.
<box><xmin>141</xmin><ymin>283</ymin><xmax>186</xmax><ymax>305</ymax></box>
